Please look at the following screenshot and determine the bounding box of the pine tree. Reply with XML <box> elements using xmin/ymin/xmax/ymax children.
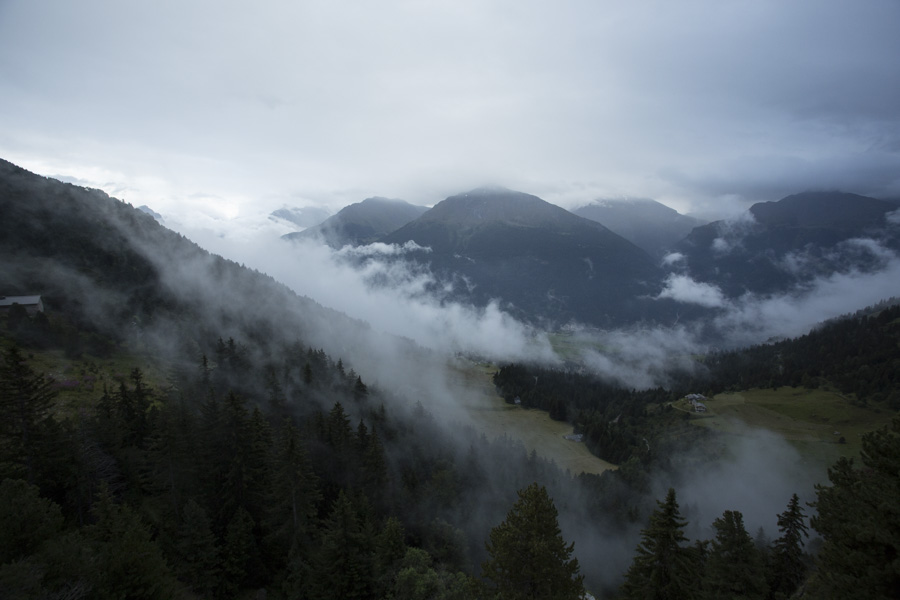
<box><xmin>0</xmin><ymin>477</ymin><xmax>64</xmax><ymax>564</ymax></box>
<box><xmin>264</xmin><ymin>419</ymin><xmax>320</xmax><ymax>569</ymax></box>
<box><xmin>87</xmin><ymin>486</ymin><xmax>179</xmax><ymax>599</ymax></box>
<box><xmin>144</xmin><ymin>394</ymin><xmax>198</xmax><ymax>519</ymax></box>
<box><xmin>392</xmin><ymin>547</ymin><xmax>472</xmax><ymax>600</ymax></box>
<box><xmin>353</xmin><ymin>376</ymin><xmax>369</xmax><ymax>402</ymax></box>
<box><xmin>0</xmin><ymin>345</ymin><xmax>58</xmax><ymax>484</ymax></box>
<box><xmin>703</xmin><ymin>510</ymin><xmax>766</xmax><ymax>599</ymax></box>
<box><xmin>482</xmin><ymin>482</ymin><xmax>584</xmax><ymax>600</ymax></box>
<box><xmin>174</xmin><ymin>498</ymin><xmax>219</xmax><ymax>596</ymax></box>
<box><xmin>220</xmin><ymin>505</ymin><xmax>257</xmax><ymax>598</ymax></box>
<box><xmin>768</xmin><ymin>494</ymin><xmax>808</xmax><ymax>599</ymax></box>
<box><xmin>308</xmin><ymin>490</ymin><xmax>377</xmax><ymax>600</ymax></box>
<box><xmin>621</xmin><ymin>488</ymin><xmax>697</xmax><ymax>600</ymax></box>
<box><xmin>213</xmin><ymin>392</ymin><xmax>270</xmax><ymax>531</ymax></box>
<box><xmin>363</xmin><ymin>424</ymin><xmax>388</xmax><ymax>506</ymax></box>
<box><xmin>126</xmin><ymin>367</ymin><xmax>153</xmax><ymax>448</ymax></box>
<box><xmin>809</xmin><ymin>416</ymin><xmax>900</xmax><ymax>598</ymax></box>
<box><xmin>327</xmin><ymin>401</ymin><xmax>354</xmax><ymax>450</ymax></box>
<box><xmin>374</xmin><ymin>516</ymin><xmax>408</xmax><ymax>597</ymax></box>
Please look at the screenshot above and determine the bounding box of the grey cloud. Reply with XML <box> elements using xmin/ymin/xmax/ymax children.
<box><xmin>662</xmin><ymin>425</ymin><xmax>821</xmax><ymax>540</ymax></box>
<box><xmin>661</xmin><ymin>252</ymin><xmax>686</xmax><ymax>266</ymax></box>
<box><xmin>713</xmin><ymin>255</ymin><xmax>900</xmax><ymax>346</ymax></box>
<box><xmin>657</xmin><ymin>275</ymin><xmax>727</xmax><ymax>308</ymax></box>
<box><xmin>887</xmin><ymin>208</ymin><xmax>900</xmax><ymax>225</ymax></box>
<box><xmin>2</xmin><ymin>1</ymin><xmax>900</xmax><ymax>219</ymax></box>
<box><xmin>334</xmin><ymin>241</ymin><xmax>432</xmax><ymax>259</ymax></box>
<box><xmin>172</xmin><ymin>215</ymin><xmax>559</xmax><ymax>365</ymax></box>
<box><xmin>574</xmin><ymin>325</ymin><xmax>703</xmax><ymax>389</ymax></box>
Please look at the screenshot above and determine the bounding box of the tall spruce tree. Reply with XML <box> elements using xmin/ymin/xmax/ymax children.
<box><xmin>768</xmin><ymin>494</ymin><xmax>808</xmax><ymax>599</ymax></box>
<box><xmin>621</xmin><ymin>488</ymin><xmax>698</xmax><ymax>600</ymax></box>
<box><xmin>0</xmin><ymin>345</ymin><xmax>57</xmax><ymax>484</ymax></box>
<box><xmin>87</xmin><ymin>486</ymin><xmax>179</xmax><ymax>600</ymax></box>
<box><xmin>482</xmin><ymin>482</ymin><xmax>584</xmax><ymax>600</ymax></box>
<box><xmin>174</xmin><ymin>498</ymin><xmax>219</xmax><ymax>596</ymax></box>
<box><xmin>703</xmin><ymin>510</ymin><xmax>766</xmax><ymax>600</ymax></box>
<box><xmin>809</xmin><ymin>416</ymin><xmax>900</xmax><ymax>599</ymax></box>
<box><xmin>264</xmin><ymin>419</ymin><xmax>320</xmax><ymax>570</ymax></box>
<box><xmin>0</xmin><ymin>477</ymin><xmax>64</xmax><ymax>564</ymax></box>
<box><xmin>308</xmin><ymin>490</ymin><xmax>377</xmax><ymax>600</ymax></box>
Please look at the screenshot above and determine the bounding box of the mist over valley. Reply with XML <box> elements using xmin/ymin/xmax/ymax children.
<box><xmin>2</xmin><ymin>158</ymin><xmax>899</xmax><ymax>597</ymax></box>
<box><xmin>2</xmin><ymin>2</ymin><xmax>899</xmax><ymax>595</ymax></box>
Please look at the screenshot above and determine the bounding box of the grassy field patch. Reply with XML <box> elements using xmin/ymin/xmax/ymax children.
<box><xmin>681</xmin><ymin>386</ymin><xmax>894</xmax><ymax>470</ymax></box>
<box><xmin>444</xmin><ymin>360</ymin><xmax>616</xmax><ymax>476</ymax></box>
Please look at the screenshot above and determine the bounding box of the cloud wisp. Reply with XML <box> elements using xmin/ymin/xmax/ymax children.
<box><xmin>169</xmin><ymin>212</ymin><xmax>559</xmax><ymax>366</ymax></box>
<box><xmin>657</xmin><ymin>274</ymin><xmax>727</xmax><ymax>308</ymax></box>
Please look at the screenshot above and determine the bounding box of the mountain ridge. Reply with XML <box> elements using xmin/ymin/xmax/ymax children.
<box><xmin>673</xmin><ymin>190</ymin><xmax>900</xmax><ymax>297</ymax></box>
<box><xmin>284</xmin><ymin>196</ymin><xmax>427</xmax><ymax>248</ymax></box>
<box><xmin>380</xmin><ymin>187</ymin><xmax>674</xmax><ymax>327</ymax></box>
<box><xmin>573</xmin><ymin>197</ymin><xmax>705</xmax><ymax>257</ymax></box>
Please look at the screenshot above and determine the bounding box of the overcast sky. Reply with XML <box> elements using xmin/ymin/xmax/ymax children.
<box><xmin>2</xmin><ymin>0</ymin><xmax>899</xmax><ymax>227</ymax></box>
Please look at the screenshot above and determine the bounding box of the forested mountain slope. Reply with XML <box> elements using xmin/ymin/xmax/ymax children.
<box><xmin>673</xmin><ymin>191</ymin><xmax>900</xmax><ymax>297</ymax></box>
<box><xmin>700</xmin><ymin>300</ymin><xmax>900</xmax><ymax>405</ymax></box>
<box><xmin>2</xmin><ymin>159</ymin><xmax>898</xmax><ymax>598</ymax></box>
<box><xmin>0</xmin><ymin>159</ymin><xmax>598</xmax><ymax>596</ymax></box>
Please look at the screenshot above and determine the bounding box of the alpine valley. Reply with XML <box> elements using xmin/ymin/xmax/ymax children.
<box><xmin>2</xmin><ymin>158</ymin><xmax>899</xmax><ymax>599</ymax></box>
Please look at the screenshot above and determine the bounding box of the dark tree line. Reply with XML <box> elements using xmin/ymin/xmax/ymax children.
<box><xmin>621</xmin><ymin>489</ymin><xmax>808</xmax><ymax>600</ymax></box>
<box><xmin>494</xmin><ymin>301</ymin><xmax>900</xmax><ymax>472</ymax></box>
<box><xmin>493</xmin><ymin>364</ymin><xmax>710</xmax><ymax>467</ymax></box>
<box><xmin>0</xmin><ymin>324</ymin><xmax>603</xmax><ymax>598</ymax></box>
<box><xmin>700</xmin><ymin>303</ymin><xmax>900</xmax><ymax>406</ymax></box>
<box><xmin>619</xmin><ymin>416</ymin><xmax>900</xmax><ymax>600</ymax></box>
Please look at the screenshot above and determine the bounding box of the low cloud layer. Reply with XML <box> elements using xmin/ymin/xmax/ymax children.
<box><xmin>666</xmin><ymin>425</ymin><xmax>822</xmax><ymax>541</ymax></box>
<box><xmin>160</xmin><ymin>204</ymin><xmax>900</xmax><ymax>393</ymax></box>
<box><xmin>564</xmin><ymin>237</ymin><xmax>900</xmax><ymax>385</ymax></box>
<box><xmin>2</xmin><ymin>1</ymin><xmax>900</xmax><ymax>219</ymax></box>
<box><xmin>169</xmin><ymin>214</ymin><xmax>558</xmax><ymax>366</ymax></box>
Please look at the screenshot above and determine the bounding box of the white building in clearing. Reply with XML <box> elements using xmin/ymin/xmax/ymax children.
<box><xmin>686</xmin><ymin>394</ymin><xmax>708</xmax><ymax>413</ymax></box>
<box><xmin>0</xmin><ymin>295</ymin><xmax>44</xmax><ymax>315</ymax></box>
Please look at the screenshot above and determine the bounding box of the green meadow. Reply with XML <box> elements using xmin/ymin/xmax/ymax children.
<box><xmin>676</xmin><ymin>386</ymin><xmax>894</xmax><ymax>469</ymax></box>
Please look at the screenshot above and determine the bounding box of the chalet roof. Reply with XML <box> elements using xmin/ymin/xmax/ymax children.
<box><xmin>0</xmin><ymin>295</ymin><xmax>42</xmax><ymax>307</ymax></box>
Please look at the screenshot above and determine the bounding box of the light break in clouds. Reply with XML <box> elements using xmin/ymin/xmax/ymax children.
<box><xmin>0</xmin><ymin>0</ymin><xmax>899</xmax><ymax>224</ymax></box>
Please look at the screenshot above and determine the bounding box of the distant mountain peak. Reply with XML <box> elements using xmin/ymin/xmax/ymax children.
<box><xmin>419</xmin><ymin>187</ymin><xmax>586</xmax><ymax>230</ymax></box>
<box><xmin>573</xmin><ymin>197</ymin><xmax>705</xmax><ymax>257</ymax></box>
<box><xmin>379</xmin><ymin>187</ymin><xmax>669</xmax><ymax>327</ymax></box>
<box><xmin>674</xmin><ymin>190</ymin><xmax>900</xmax><ymax>298</ymax></box>
<box><xmin>749</xmin><ymin>191</ymin><xmax>895</xmax><ymax>229</ymax></box>
<box><xmin>282</xmin><ymin>196</ymin><xmax>428</xmax><ymax>248</ymax></box>
<box><xmin>360</xmin><ymin>196</ymin><xmax>408</xmax><ymax>204</ymax></box>
<box><xmin>270</xmin><ymin>205</ymin><xmax>332</xmax><ymax>228</ymax></box>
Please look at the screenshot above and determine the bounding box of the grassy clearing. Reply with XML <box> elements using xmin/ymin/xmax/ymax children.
<box><xmin>677</xmin><ymin>386</ymin><xmax>894</xmax><ymax>470</ymax></box>
<box><xmin>2</xmin><ymin>339</ymin><xmax>172</xmax><ymax>419</ymax></box>
<box><xmin>445</xmin><ymin>360</ymin><xmax>616</xmax><ymax>476</ymax></box>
